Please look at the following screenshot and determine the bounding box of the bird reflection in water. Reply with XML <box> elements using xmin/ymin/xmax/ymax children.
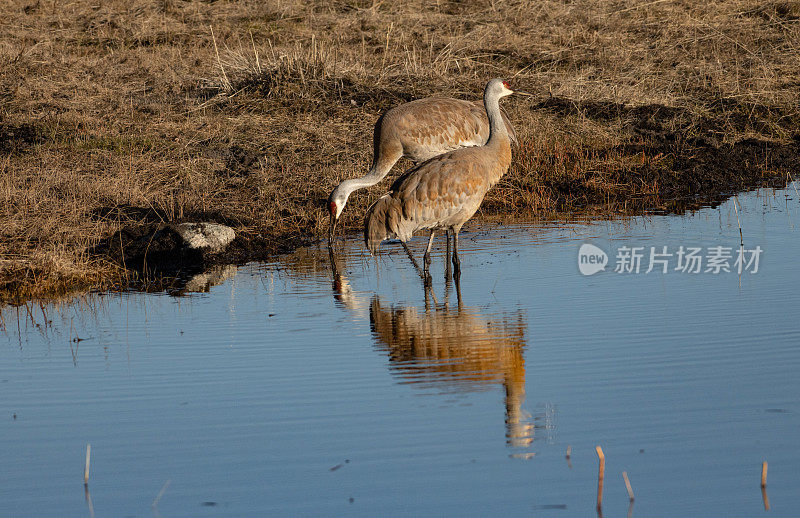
<box><xmin>329</xmin><ymin>246</ymin><xmax>553</xmax><ymax>449</ymax></box>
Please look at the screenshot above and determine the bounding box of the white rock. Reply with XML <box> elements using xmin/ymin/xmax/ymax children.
<box><xmin>174</xmin><ymin>223</ymin><xmax>235</xmax><ymax>253</ymax></box>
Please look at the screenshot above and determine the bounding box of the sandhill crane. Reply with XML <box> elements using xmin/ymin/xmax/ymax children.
<box><xmin>364</xmin><ymin>78</ymin><xmax>529</xmax><ymax>280</ymax></box>
<box><xmin>327</xmin><ymin>97</ymin><xmax>516</xmax><ymax>245</ymax></box>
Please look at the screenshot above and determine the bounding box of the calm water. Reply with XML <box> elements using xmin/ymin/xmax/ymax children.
<box><xmin>2</xmin><ymin>188</ymin><xmax>799</xmax><ymax>517</ymax></box>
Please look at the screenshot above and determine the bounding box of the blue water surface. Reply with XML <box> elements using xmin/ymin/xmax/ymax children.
<box><xmin>1</xmin><ymin>187</ymin><xmax>798</xmax><ymax>517</ymax></box>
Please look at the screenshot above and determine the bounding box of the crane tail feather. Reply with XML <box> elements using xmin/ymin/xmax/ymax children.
<box><xmin>364</xmin><ymin>194</ymin><xmax>397</xmax><ymax>254</ymax></box>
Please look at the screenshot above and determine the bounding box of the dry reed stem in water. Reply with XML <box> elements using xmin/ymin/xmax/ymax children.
<box><xmin>84</xmin><ymin>443</ymin><xmax>91</xmax><ymax>485</ymax></box>
<box><xmin>596</xmin><ymin>445</ymin><xmax>605</xmax><ymax>510</ymax></box>
<box><xmin>623</xmin><ymin>470</ymin><xmax>634</xmax><ymax>501</ymax></box>
<box><xmin>152</xmin><ymin>479</ymin><xmax>172</xmax><ymax>508</ymax></box>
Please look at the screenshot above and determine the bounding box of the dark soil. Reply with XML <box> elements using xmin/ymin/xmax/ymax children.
<box><xmin>0</xmin><ymin>122</ymin><xmax>43</xmax><ymax>154</ymax></box>
<box><xmin>90</xmin><ymin>219</ymin><xmax>311</xmax><ymax>293</ymax></box>
<box><xmin>485</xmin><ymin>98</ymin><xmax>800</xmax><ymax>214</ymax></box>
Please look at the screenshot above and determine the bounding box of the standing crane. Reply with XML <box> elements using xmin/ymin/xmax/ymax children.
<box><xmin>364</xmin><ymin>78</ymin><xmax>529</xmax><ymax>281</ymax></box>
<box><xmin>327</xmin><ymin>97</ymin><xmax>516</xmax><ymax>245</ymax></box>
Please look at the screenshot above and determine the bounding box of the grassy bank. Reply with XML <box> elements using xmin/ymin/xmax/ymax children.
<box><xmin>2</xmin><ymin>0</ymin><xmax>799</xmax><ymax>303</ymax></box>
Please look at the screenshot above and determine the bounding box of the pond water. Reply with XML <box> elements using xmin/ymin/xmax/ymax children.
<box><xmin>2</xmin><ymin>187</ymin><xmax>799</xmax><ymax>517</ymax></box>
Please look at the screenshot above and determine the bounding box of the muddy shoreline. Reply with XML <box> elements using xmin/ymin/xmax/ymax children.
<box><xmin>87</xmin><ymin>163</ymin><xmax>798</xmax><ymax>299</ymax></box>
<box><xmin>2</xmin><ymin>117</ymin><xmax>798</xmax><ymax>305</ymax></box>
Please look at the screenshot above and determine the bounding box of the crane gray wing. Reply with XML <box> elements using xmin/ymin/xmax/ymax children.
<box><xmin>395</xmin><ymin>98</ymin><xmax>488</xmax><ymax>162</ymax></box>
<box><xmin>389</xmin><ymin>149</ymin><xmax>491</xmax><ymax>237</ymax></box>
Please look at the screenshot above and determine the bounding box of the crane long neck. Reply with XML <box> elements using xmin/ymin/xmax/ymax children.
<box><xmin>484</xmin><ymin>89</ymin><xmax>508</xmax><ymax>149</ymax></box>
<box><xmin>335</xmin><ymin>166</ymin><xmax>386</xmax><ymax>205</ymax></box>
<box><xmin>344</xmin><ymin>166</ymin><xmax>385</xmax><ymax>191</ymax></box>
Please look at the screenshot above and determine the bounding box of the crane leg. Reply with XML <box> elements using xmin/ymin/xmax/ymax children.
<box><xmin>454</xmin><ymin>270</ymin><xmax>463</xmax><ymax>309</ymax></box>
<box><xmin>452</xmin><ymin>230</ymin><xmax>461</xmax><ymax>278</ymax></box>
<box><xmin>444</xmin><ymin>230</ymin><xmax>452</xmax><ymax>281</ymax></box>
<box><xmin>401</xmin><ymin>241</ymin><xmax>426</xmax><ymax>280</ymax></box>
<box><xmin>422</xmin><ymin>231</ymin><xmax>435</xmax><ymax>285</ymax></box>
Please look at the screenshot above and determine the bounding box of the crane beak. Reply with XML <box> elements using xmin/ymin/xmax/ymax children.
<box><xmin>513</xmin><ymin>89</ymin><xmax>534</xmax><ymax>97</ymax></box>
<box><xmin>328</xmin><ymin>214</ymin><xmax>337</xmax><ymax>247</ymax></box>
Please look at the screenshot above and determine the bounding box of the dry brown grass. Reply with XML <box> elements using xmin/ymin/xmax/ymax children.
<box><xmin>2</xmin><ymin>0</ymin><xmax>799</xmax><ymax>303</ymax></box>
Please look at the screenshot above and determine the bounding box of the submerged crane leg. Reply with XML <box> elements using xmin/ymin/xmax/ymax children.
<box><xmin>422</xmin><ymin>231</ymin><xmax>435</xmax><ymax>285</ymax></box>
<box><xmin>444</xmin><ymin>230</ymin><xmax>452</xmax><ymax>281</ymax></box>
<box><xmin>452</xmin><ymin>230</ymin><xmax>462</xmax><ymax>278</ymax></box>
<box><xmin>454</xmin><ymin>270</ymin><xmax>463</xmax><ymax>308</ymax></box>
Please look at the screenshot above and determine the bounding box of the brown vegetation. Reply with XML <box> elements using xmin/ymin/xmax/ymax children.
<box><xmin>2</xmin><ymin>0</ymin><xmax>799</xmax><ymax>303</ymax></box>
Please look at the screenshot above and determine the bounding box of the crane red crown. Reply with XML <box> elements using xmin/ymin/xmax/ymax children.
<box><xmin>502</xmin><ymin>80</ymin><xmax>512</xmax><ymax>89</ymax></box>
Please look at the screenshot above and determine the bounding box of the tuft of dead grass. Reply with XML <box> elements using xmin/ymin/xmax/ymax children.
<box><xmin>1</xmin><ymin>0</ymin><xmax>799</xmax><ymax>303</ymax></box>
